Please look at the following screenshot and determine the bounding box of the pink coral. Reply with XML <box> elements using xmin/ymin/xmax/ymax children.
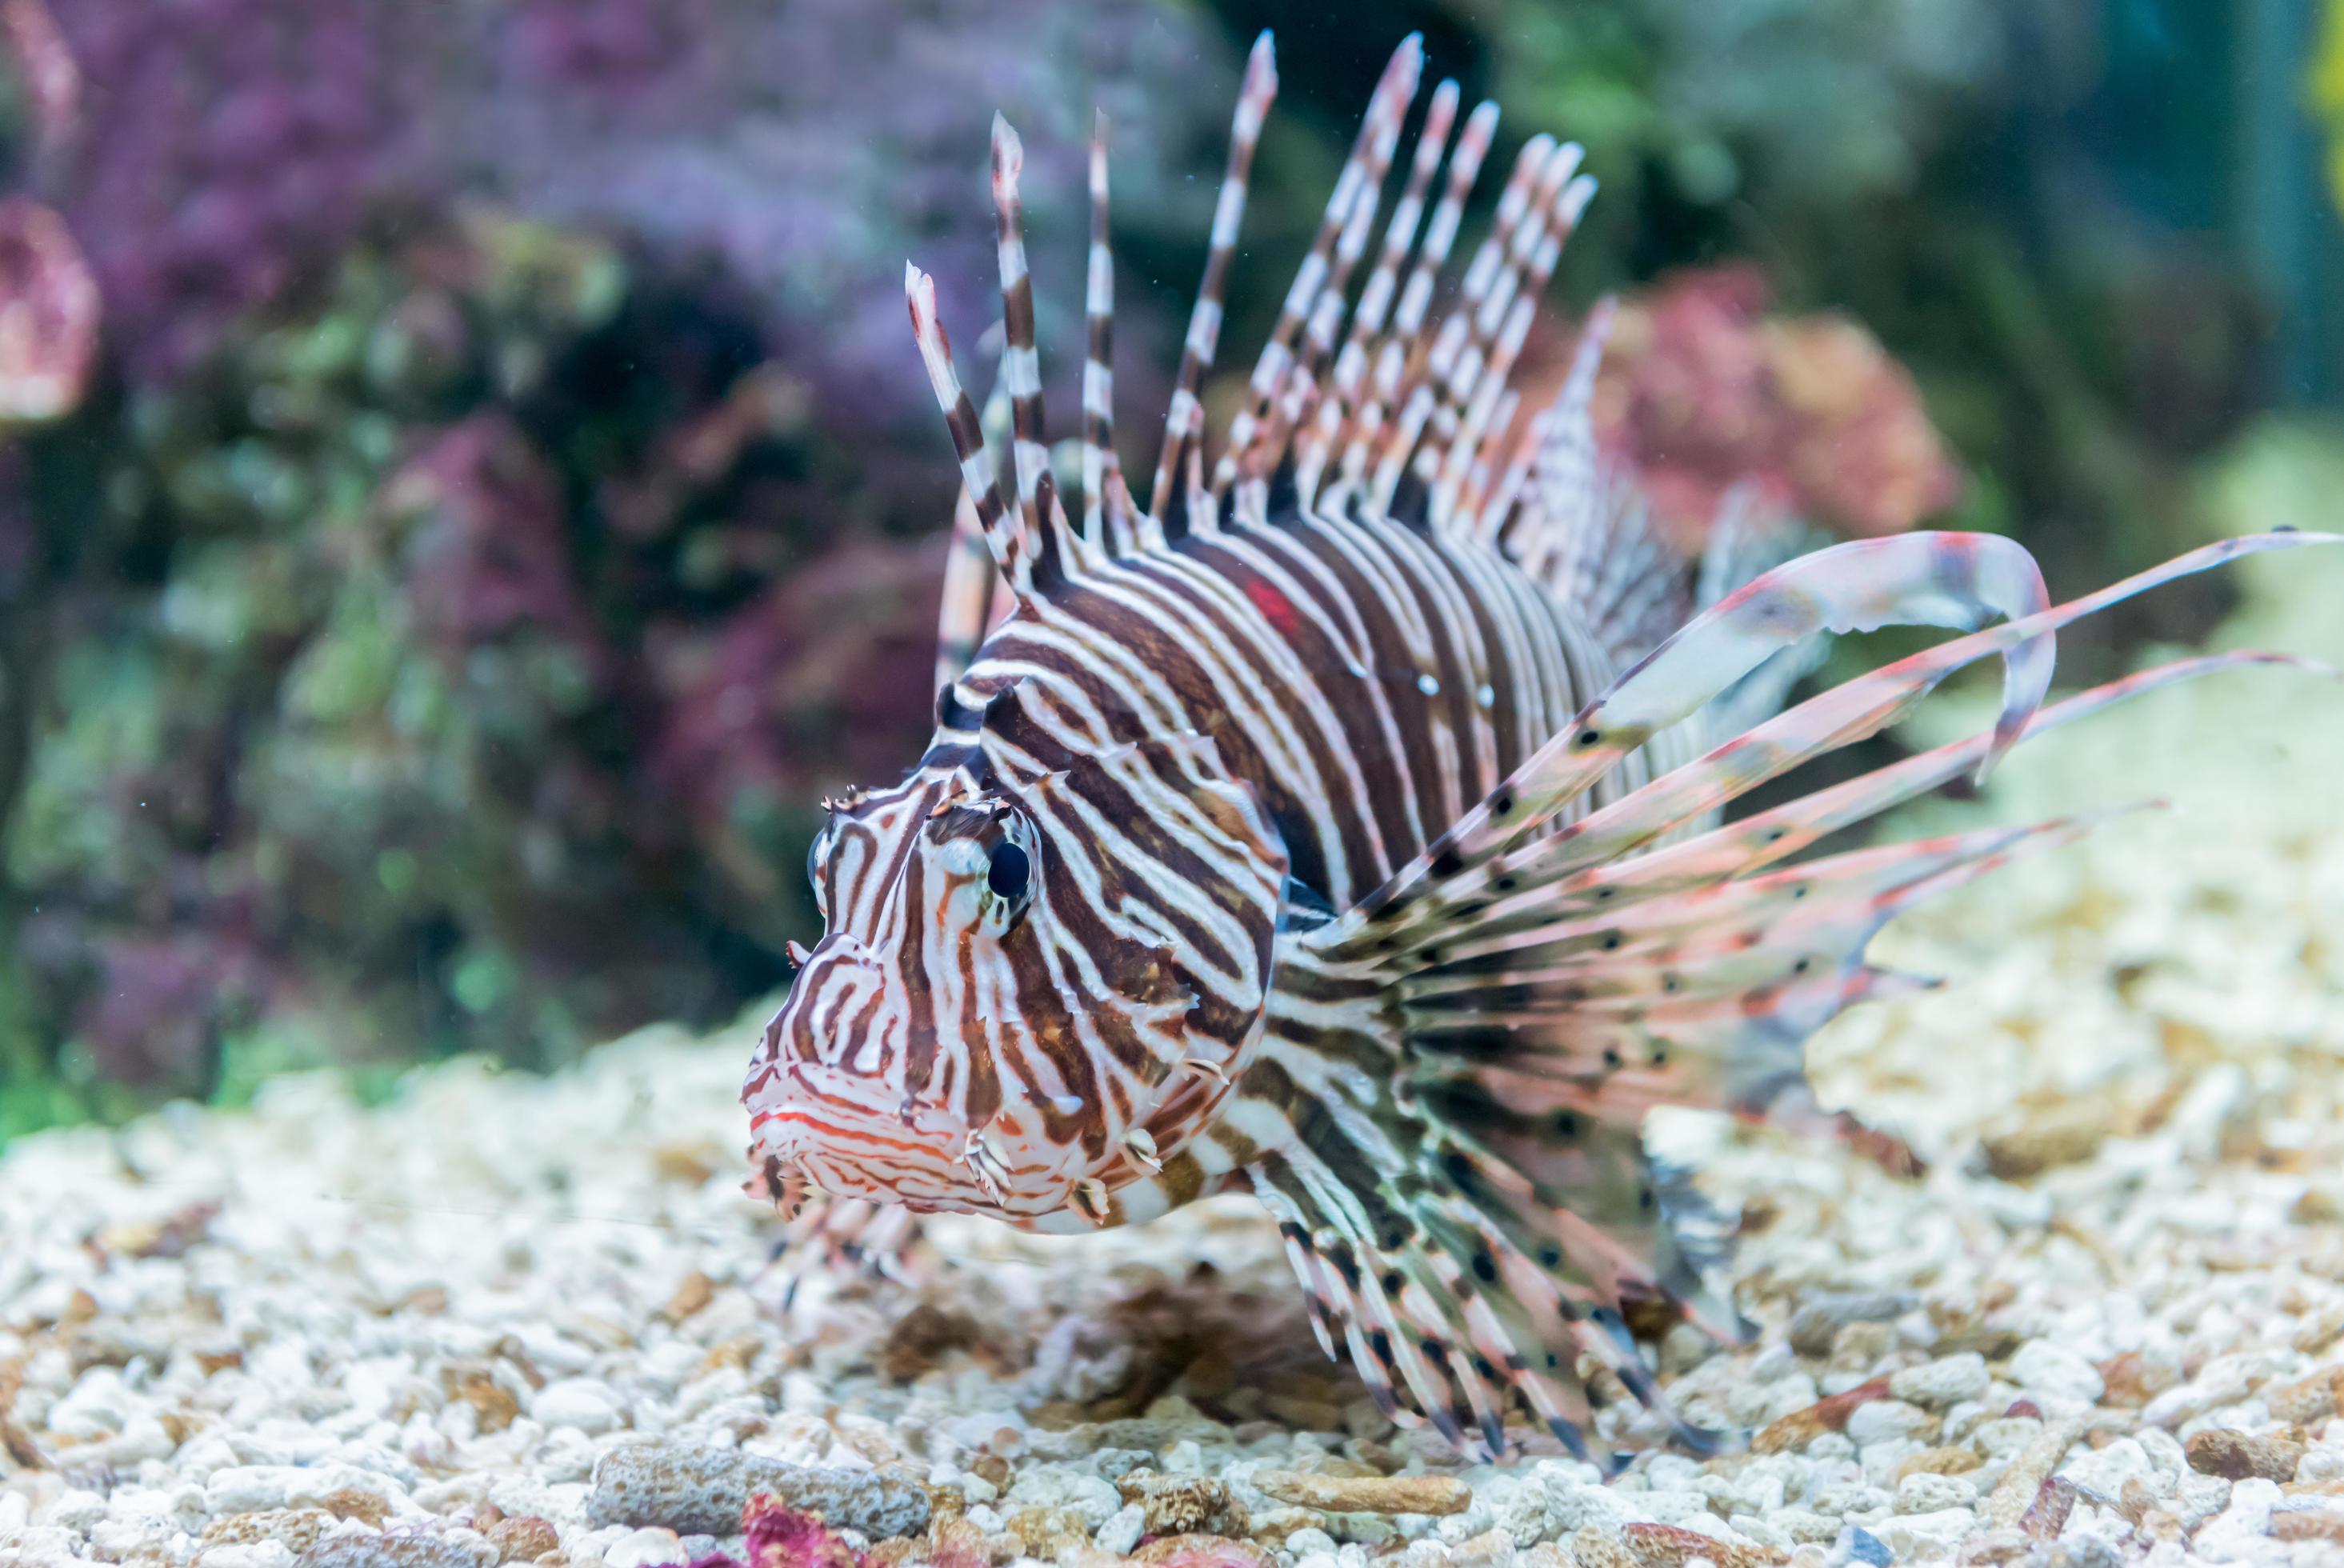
<box><xmin>1568</xmin><ymin>263</ymin><xmax>1960</xmax><ymax>551</ymax></box>
<box><xmin>686</xmin><ymin>1496</ymin><xmax>868</xmax><ymax>1568</ymax></box>
<box><xmin>747</xmin><ymin>1498</ymin><xmax>866</xmax><ymax>1568</ymax></box>
<box><xmin>0</xmin><ymin>198</ymin><xmax>98</xmax><ymax>421</ymax></box>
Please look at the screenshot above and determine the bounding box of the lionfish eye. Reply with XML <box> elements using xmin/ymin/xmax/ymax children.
<box><xmin>986</xmin><ymin>842</ymin><xmax>1032</xmax><ymax>901</ymax></box>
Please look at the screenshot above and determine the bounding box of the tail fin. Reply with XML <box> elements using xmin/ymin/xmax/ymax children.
<box><xmin>1249</xmin><ymin>530</ymin><xmax>2335</xmax><ymax>1462</ymax></box>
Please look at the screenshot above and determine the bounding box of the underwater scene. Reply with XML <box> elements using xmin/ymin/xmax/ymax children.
<box><xmin>4</xmin><ymin>2</ymin><xmax>2344</xmax><ymax>1566</ymax></box>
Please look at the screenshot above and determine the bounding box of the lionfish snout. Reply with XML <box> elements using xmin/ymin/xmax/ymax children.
<box><xmin>745</xmin><ymin>928</ymin><xmax>1007</xmax><ymax>1215</ymax></box>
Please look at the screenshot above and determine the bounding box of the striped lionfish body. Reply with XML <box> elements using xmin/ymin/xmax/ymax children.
<box><xmin>742</xmin><ymin>34</ymin><xmax>2332</xmax><ymax>1462</ymax></box>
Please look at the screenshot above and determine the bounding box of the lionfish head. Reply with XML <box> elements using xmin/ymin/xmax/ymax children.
<box><xmin>742</xmin><ymin>692</ymin><xmax>1290</xmax><ymax>1228</ymax></box>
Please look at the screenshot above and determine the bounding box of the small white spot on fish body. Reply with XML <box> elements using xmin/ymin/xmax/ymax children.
<box><xmin>1417</xmin><ymin>673</ymin><xmax>1441</xmax><ymax>697</ymax></box>
<box><xmin>1477</xmin><ymin>684</ymin><xmax>1496</xmax><ymax>707</ymax></box>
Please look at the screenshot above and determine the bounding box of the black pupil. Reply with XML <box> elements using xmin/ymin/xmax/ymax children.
<box><xmin>987</xmin><ymin>842</ymin><xmax>1031</xmax><ymax>900</ymax></box>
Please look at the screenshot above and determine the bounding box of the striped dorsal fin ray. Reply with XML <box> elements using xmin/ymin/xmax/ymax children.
<box><xmin>912</xmin><ymin>29</ymin><xmax>1586</xmax><ymax>597</ymax></box>
<box><xmin>1147</xmin><ymin>31</ymin><xmax>1279</xmax><ymax>530</ymax></box>
<box><xmin>1290</xmin><ymin>80</ymin><xmax>1462</xmax><ymax>508</ymax></box>
<box><xmin>990</xmin><ymin>114</ymin><xmax>1093</xmax><ymax>586</ymax></box>
<box><xmin>1214</xmin><ymin>36</ymin><xmax>1425</xmax><ymax>505</ymax></box>
<box><xmin>1166</xmin><ymin>36</ymin><xmax>1607</xmax><ymax>548</ymax></box>
<box><xmin>933</xmin><ymin>484</ymin><xmax>999</xmax><ymax>693</ymax></box>
<box><xmin>1496</xmin><ymin>295</ymin><xmax>1611</xmax><ymax>572</ymax></box>
<box><xmin>1331</xmin><ymin>98</ymin><xmax>1499</xmax><ymax>502</ymax></box>
<box><xmin>906</xmin><ymin>264</ymin><xmax>1027</xmax><ymax>592</ymax></box>
<box><xmin>1499</xmin><ymin>294</ymin><xmax>1708</xmax><ymax>676</ymax></box>
<box><xmin>1082</xmin><ymin>110</ymin><xmax>1138</xmax><ymax>557</ymax></box>
<box><xmin>933</xmin><ymin>330</ymin><xmax>1022</xmax><ymax>690</ymax></box>
<box><xmin>1225</xmin><ymin>79</ymin><xmax>1408</xmax><ymax>520</ymax></box>
<box><xmin>1370</xmin><ymin>135</ymin><xmax>1583</xmax><ymax>530</ymax></box>
<box><xmin>1425</xmin><ymin>158</ymin><xmax>1598</xmax><ymax>530</ymax></box>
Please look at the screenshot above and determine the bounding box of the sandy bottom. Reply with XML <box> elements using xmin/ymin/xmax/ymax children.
<box><xmin>7</xmin><ymin>515</ymin><xmax>2344</xmax><ymax>1568</ymax></box>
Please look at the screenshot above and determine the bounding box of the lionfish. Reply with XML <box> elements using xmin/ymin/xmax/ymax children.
<box><xmin>742</xmin><ymin>34</ymin><xmax>2326</xmax><ymax>1462</ymax></box>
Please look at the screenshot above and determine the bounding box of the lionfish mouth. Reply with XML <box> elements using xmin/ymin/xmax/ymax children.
<box><xmin>745</xmin><ymin>1064</ymin><xmax>1069</xmax><ymax>1222</ymax></box>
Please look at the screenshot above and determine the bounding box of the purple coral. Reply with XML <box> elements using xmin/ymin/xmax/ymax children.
<box><xmin>46</xmin><ymin>0</ymin><xmax>426</xmax><ymax>381</ymax></box>
<box><xmin>650</xmin><ymin>537</ymin><xmax>942</xmax><ymax>836</ymax></box>
<box><xmin>388</xmin><ymin>414</ymin><xmax>610</xmax><ymax>665</ymax></box>
<box><xmin>41</xmin><ymin>0</ymin><xmax>1225</xmax><ymax>410</ymax></box>
<box><xmin>78</xmin><ymin>929</ymin><xmax>260</xmax><ymax>1092</ymax></box>
<box><xmin>453</xmin><ymin>0</ymin><xmax>1223</xmax><ymax>428</ymax></box>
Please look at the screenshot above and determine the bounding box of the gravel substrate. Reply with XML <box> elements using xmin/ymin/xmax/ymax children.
<box><xmin>7</xmin><ymin>544</ymin><xmax>2344</xmax><ymax>1568</ymax></box>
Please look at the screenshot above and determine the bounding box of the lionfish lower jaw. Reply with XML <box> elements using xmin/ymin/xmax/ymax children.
<box><xmin>786</xmin><ymin>939</ymin><xmax>812</xmax><ymax>969</ymax></box>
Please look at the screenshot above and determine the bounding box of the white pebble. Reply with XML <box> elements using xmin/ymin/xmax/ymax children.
<box><xmin>1971</xmin><ymin>1417</ymin><xmax>2044</xmax><ymax>1459</ymax></box>
<box><xmin>1004</xmin><ymin>1466</ymin><xmax>1119</xmax><ymax>1529</ymax></box>
<box><xmin>604</xmin><ymin>1526</ymin><xmax>686</xmax><ymax>1568</ymax></box>
<box><xmin>2062</xmin><ymin>1437</ymin><xmax>2154</xmax><ymax>1496</ymax></box>
<box><xmin>532</xmin><ymin>1380</ymin><xmax>626</xmax><ymax>1436</ymax></box>
<box><xmin>1889</xmin><ymin>1354</ymin><xmax>1990</xmax><ymax>1410</ymax></box>
<box><xmin>1894</xmin><ymin>1472</ymin><xmax>1976</xmax><ymax>1514</ymax></box>
<box><xmin>2193</xmin><ymin>1477</ymin><xmax>2281</xmax><ymax>1562</ymax></box>
<box><xmin>47</xmin><ymin>1490</ymin><xmax>107</xmax><ymax>1532</ymax></box>
<box><xmin>2008</xmin><ymin>1341</ymin><xmax>2106</xmax><ymax>1406</ymax></box>
<box><xmin>200</xmin><ymin>1545</ymin><xmax>299</xmax><ymax>1568</ymax></box>
<box><xmin>1094</xmin><ymin>1504</ymin><xmax>1145</xmax><ymax>1556</ymax></box>
<box><xmin>1844</xmin><ymin>1399</ymin><xmax>1936</xmax><ymax>1447</ymax></box>
<box><xmin>1874</xmin><ymin>1507</ymin><xmax>1976</xmax><ymax>1559</ymax></box>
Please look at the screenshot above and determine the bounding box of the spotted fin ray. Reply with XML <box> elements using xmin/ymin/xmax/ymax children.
<box><xmin>1236</xmin><ymin>531</ymin><xmax>2338</xmax><ymax>1463</ymax></box>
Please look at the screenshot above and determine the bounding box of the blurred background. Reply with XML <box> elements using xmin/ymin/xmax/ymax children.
<box><xmin>0</xmin><ymin>0</ymin><xmax>2338</xmax><ymax>1135</ymax></box>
